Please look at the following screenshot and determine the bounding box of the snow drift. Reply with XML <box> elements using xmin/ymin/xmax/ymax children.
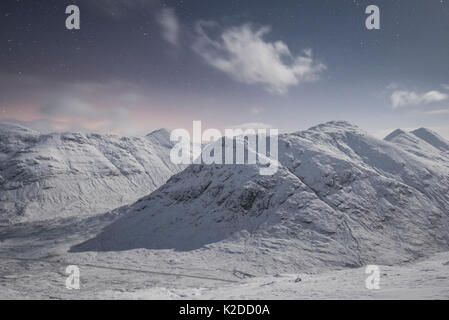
<box><xmin>73</xmin><ymin>121</ymin><xmax>449</xmax><ymax>270</ymax></box>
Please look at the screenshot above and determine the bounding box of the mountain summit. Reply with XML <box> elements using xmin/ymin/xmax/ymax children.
<box><xmin>411</xmin><ymin>127</ymin><xmax>449</xmax><ymax>152</ymax></box>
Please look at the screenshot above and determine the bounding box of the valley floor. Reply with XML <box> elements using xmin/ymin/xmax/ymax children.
<box><xmin>0</xmin><ymin>215</ymin><xmax>448</xmax><ymax>299</ymax></box>
<box><xmin>1</xmin><ymin>250</ymin><xmax>449</xmax><ymax>299</ymax></box>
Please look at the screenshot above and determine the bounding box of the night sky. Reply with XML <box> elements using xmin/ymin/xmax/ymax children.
<box><xmin>1</xmin><ymin>0</ymin><xmax>448</xmax><ymax>137</ymax></box>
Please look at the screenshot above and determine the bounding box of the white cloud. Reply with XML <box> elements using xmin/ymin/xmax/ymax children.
<box><xmin>424</xmin><ymin>109</ymin><xmax>449</xmax><ymax>115</ymax></box>
<box><xmin>391</xmin><ymin>90</ymin><xmax>448</xmax><ymax>108</ymax></box>
<box><xmin>193</xmin><ymin>22</ymin><xmax>326</xmax><ymax>94</ymax></box>
<box><xmin>442</xmin><ymin>84</ymin><xmax>449</xmax><ymax>90</ymax></box>
<box><xmin>157</xmin><ymin>8</ymin><xmax>179</xmax><ymax>46</ymax></box>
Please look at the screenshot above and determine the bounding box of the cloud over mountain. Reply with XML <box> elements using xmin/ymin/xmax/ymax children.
<box><xmin>193</xmin><ymin>22</ymin><xmax>326</xmax><ymax>94</ymax></box>
<box><xmin>391</xmin><ymin>90</ymin><xmax>448</xmax><ymax>108</ymax></box>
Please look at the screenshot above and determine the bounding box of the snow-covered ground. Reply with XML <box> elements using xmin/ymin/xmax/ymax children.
<box><xmin>98</xmin><ymin>251</ymin><xmax>449</xmax><ymax>300</ymax></box>
<box><xmin>1</xmin><ymin>232</ymin><xmax>448</xmax><ymax>299</ymax></box>
<box><xmin>1</xmin><ymin>121</ymin><xmax>449</xmax><ymax>299</ymax></box>
<box><xmin>0</xmin><ymin>209</ymin><xmax>448</xmax><ymax>299</ymax></box>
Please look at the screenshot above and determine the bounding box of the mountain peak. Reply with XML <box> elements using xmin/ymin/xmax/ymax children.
<box><xmin>384</xmin><ymin>129</ymin><xmax>407</xmax><ymax>142</ymax></box>
<box><xmin>147</xmin><ymin>128</ymin><xmax>170</xmax><ymax>136</ymax></box>
<box><xmin>307</xmin><ymin>120</ymin><xmax>360</xmax><ymax>132</ymax></box>
<box><xmin>300</xmin><ymin>121</ymin><xmax>364</xmax><ymax>139</ymax></box>
<box><xmin>146</xmin><ymin>128</ymin><xmax>172</xmax><ymax>147</ymax></box>
<box><xmin>412</xmin><ymin>127</ymin><xmax>438</xmax><ymax>136</ymax></box>
<box><xmin>411</xmin><ymin>127</ymin><xmax>449</xmax><ymax>151</ymax></box>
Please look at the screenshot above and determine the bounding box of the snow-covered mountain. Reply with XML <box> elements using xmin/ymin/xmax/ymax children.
<box><xmin>384</xmin><ymin>128</ymin><xmax>449</xmax><ymax>163</ymax></box>
<box><xmin>74</xmin><ymin>121</ymin><xmax>449</xmax><ymax>271</ymax></box>
<box><xmin>0</xmin><ymin>122</ymin><xmax>184</xmax><ymax>224</ymax></box>
<box><xmin>410</xmin><ymin>128</ymin><xmax>449</xmax><ymax>152</ymax></box>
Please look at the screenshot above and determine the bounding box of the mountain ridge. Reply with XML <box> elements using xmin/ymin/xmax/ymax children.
<box><xmin>72</xmin><ymin>121</ymin><xmax>449</xmax><ymax>272</ymax></box>
<box><xmin>0</xmin><ymin>122</ymin><xmax>185</xmax><ymax>223</ymax></box>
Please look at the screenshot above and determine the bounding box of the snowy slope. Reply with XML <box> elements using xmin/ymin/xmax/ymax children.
<box><xmin>410</xmin><ymin>128</ymin><xmax>449</xmax><ymax>152</ymax></box>
<box><xmin>0</xmin><ymin>123</ymin><xmax>184</xmax><ymax>223</ymax></box>
<box><xmin>73</xmin><ymin>121</ymin><xmax>449</xmax><ymax>271</ymax></box>
<box><xmin>384</xmin><ymin>128</ymin><xmax>449</xmax><ymax>164</ymax></box>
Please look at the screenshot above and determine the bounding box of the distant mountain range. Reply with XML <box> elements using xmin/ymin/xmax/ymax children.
<box><xmin>0</xmin><ymin>122</ymin><xmax>184</xmax><ymax>223</ymax></box>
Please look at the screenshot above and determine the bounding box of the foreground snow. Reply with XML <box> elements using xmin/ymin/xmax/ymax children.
<box><xmin>0</xmin><ymin>209</ymin><xmax>448</xmax><ymax>299</ymax></box>
<box><xmin>1</xmin><ymin>242</ymin><xmax>448</xmax><ymax>299</ymax></box>
<box><xmin>101</xmin><ymin>251</ymin><xmax>449</xmax><ymax>300</ymax></box>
